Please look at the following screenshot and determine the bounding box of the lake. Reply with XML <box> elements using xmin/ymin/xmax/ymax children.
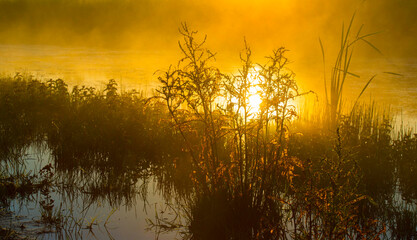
<box><xmin>1</xmin><ymin>44</ymin><xmax>417</xmax><ymax>239</ymax></box>
<box><xmin>1</xmin><ymin>44</ymin><xmax>416</xmax><ymax>124</ymax></box>
<box><xmin>1</xmin><ymin>144</ymin><xmax>180</xmax><ymax>239</ymax></box>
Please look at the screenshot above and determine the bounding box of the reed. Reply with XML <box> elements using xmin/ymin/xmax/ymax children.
<box><xmin>0</xmin><ymin>21</ymin><xmax>417</xmax><ymax>239</ymax></box>
<box><xmin>320</xmin><ymin>13</ymin><xmax>381</xmax><ymax>130</ymax></box>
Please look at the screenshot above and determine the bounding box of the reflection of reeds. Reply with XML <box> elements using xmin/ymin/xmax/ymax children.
<box><xmin>0</xmin><ymin>24</ymin><xmax>416</xmax><ymax>239</ymax></box>
<box><xmin>155</xmin><ymin>24</ymin><xmax>399</xmax><ymax>239</ymax></box>
<box><xmin>394</xmin><ymin>127</ymin><xmax>417</xmax><ymax>201</ymax></box>
<box><xmin>0</xmin><ymin>65</ymin><xmax>416</xmax><ymax>240</ymax></box>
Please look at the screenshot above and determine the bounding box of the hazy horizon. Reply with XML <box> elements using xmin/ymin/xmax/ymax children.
<box><xmin>0</xmin><ymin>0</ymin><xmax>415</xmax><ymax>56</ymax></box>
<box><xmin>0</xmin><ymin>0</ymin><xmax>415</xmax><ymax>119</ymax></box>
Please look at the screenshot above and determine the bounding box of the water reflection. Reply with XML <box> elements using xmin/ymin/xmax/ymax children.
<box><xmin>1</xmin><ymin>134</ymin><xmax>417</xmax><ymax>239</ymax></box>
<box><xmin>1</xmin><ymin>146</ymin><xmax>180</xmax><ymax>240</ymax></box>
<box><xmin>0</xmin><ymin>76</ymin><xmax>417</xmax><ymax>240</ymax></box>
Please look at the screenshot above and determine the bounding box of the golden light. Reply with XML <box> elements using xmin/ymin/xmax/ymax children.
<box><xmin>241</xmin><ymin>66</ymin><xmax>299</xmax><ymax>120</ymax></box>
<box><xmin>247</xmin><ymin>68</ymin><xmax>263</xmax><ymax>116</ymax></box>
<box><xmin>227</xmin><ymin>66</ymin><xmax>299</xmax><ymax>120</ymax></box>
<box><xmin>226</xmin><ymin>67</ymin><xmax>263</xmax><ymax>119</ymax></box>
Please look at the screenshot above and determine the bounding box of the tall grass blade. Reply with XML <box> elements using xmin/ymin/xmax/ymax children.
<box><xmin>383</xmin><ymin>71</ymin><xmax>403</xmax><ymax>76</ymax></box>
<box><xmin>335</xmin><ymin>68</ymin><xmax>360</xmax><ymax>78</ymax></box>
<box><xmin>319</xmin><ymin>37</ymin><xmax>328</xmax><ymax>105</ymax></box>
<box><xmin>105</xmin><ymin>208</ymin><xmax>117</xmax><ymax>226</ymax></box>
<box><xmin>360</xmin><ymin>38</ymin><xmax>382</xmax><ymax>55</ymax></box>
<box><xmin>356</xmin><ymin>24</ymin><xmax>364</xmax><ymax>38</ymax></box>
<box><xmin>351</xmin><ymin>74</ymin><xmax>377</xmax><ymax>113</ymax></box>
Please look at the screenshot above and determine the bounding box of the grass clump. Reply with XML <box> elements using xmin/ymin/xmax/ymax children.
<box><xmin>0</xmin><ymin>20</ymin><xmax>417</xmax><ymax>240</ymax></box>
<box><xmin>154</xmin><ymin>23</ymin><xmax>394</xmax><ymax>239</ymax></box>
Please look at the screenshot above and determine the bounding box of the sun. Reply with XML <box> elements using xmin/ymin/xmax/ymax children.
<box><xmin>246</xmin><ymin>68</ymin><xmax>263</xmax><ymax>116</ymax></box>
<box><xmin>226</xmin><ymin>67</ymin><xmax>264</xmax><ymax>118</ymax></box>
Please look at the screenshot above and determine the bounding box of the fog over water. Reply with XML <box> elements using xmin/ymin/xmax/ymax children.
<box><xmin>0</xmin><ymin>0</ymin><xmax>416</xmax><ymax>121</ymax></box>
<box><xmin>1</xmin><ymin>2</ymin><xmax>417</xmax><ymax>239</ymax></box>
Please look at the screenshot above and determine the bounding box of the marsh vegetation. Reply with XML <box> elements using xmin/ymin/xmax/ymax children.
<box><xmin>0</xmin><ymin>24</ymin><xmax>417</xmax><ymax>240</ymax></box>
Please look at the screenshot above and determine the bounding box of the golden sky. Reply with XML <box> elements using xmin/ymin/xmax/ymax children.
<box><xmin>0</xmin><ymin>0</ymin><xmax>415</xmax><ymax>98</ymax></box>
<box><xmin>0</xmin><ymin>0</ymin><xmax>415</xmax><ymax>58</ymax></box>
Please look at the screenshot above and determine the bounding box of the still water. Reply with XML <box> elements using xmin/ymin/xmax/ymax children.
<box><xmin>1</xmin><ymin>44</ymin><xmax>416</xmax><ymax>124</ymax></box>
<box><xmin>1</xmin><ymin>145</ymin><xmax>179</xmax><ymax>240</ymax></box>
<box><xmin>0</xmin><ymin>44</ymin><xmax>175</xmax><ymax>91</ymax></box>
<box><xmin>1</xmin><ymin>44</ymin><xmax>417</xmax><ymax>239</ymax></box>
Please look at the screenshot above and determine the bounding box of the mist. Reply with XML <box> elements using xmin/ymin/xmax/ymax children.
<box><xmin>0</xmin><ymin>0</ymin><xmax>415</xmax><ymax>54</ymax></box>
<box><xmin>0</xmin><ymin>0</ymin><xmax>415</xmax><ymax>99</ymax></box>
<box><xmin>2</xmin><ymin>1</ymin><xmax>417</xmax><ymax>238</ymax></box>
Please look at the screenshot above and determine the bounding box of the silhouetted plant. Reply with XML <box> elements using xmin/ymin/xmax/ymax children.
<box><xmin>0</xmin><ymin>19</ymin><xmax>416</xmax><ymax>239</ymax></box>
<box><xmin>320</xmin><ymin>14</ymin><xmax>381</xmax><ymax>129</ymax></box>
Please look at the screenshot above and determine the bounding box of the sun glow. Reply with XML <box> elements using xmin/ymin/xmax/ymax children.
<box><xmin>235</xmin><ymin>66</ymin><xmax>299</xmax><ymax>120</ymax></box>
<box><xmin>226</xmin><ymin>67</ymin><xmax>264</xmax><ymax>118</ymax></box>
<box><xmin>247</xmin><ymin>69</ymin><xmax>263</xmax><ymax>116</ymax></box>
